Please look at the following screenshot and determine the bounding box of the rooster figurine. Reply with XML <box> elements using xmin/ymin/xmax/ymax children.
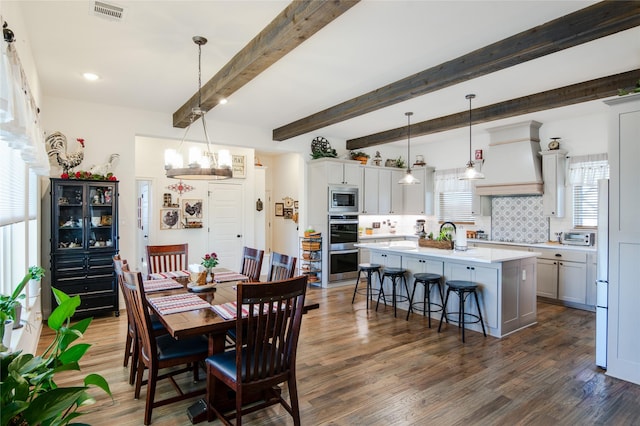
<box><xmin>46</xmin><ymin>131</ymin><xmax>85</xmax><ymax>174</ymax></box>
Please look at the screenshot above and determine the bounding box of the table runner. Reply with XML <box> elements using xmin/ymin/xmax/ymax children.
<box><xmin>148</xmin><ymin>293</ymin><xmax>211</xmax><ymax>315</ymax></box>
<box><xmin>149</xmin><ymin>270</ymin><xmax>190</xmax><ymax>280</ymax></box>
<box><xmin>213</xmin><ymin>271</ymin><xmax>250</xmax><ymax>283</ymax></box>
<box><xmin>212</xmin><ymin>302</ymin><xmax>251</xmax><ymax>320</ymax></box>
<box><xmin>142</xmin><ymin>278</ymin><xmax>183</xmax><ymax>292</ymax></box>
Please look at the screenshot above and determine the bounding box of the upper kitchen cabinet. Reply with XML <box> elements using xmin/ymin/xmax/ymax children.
<box><xmin>540</xmin><ymin>150</ymin><xmax>567</xmax><ymax>217</ymax></box>
<box><xmin>314</xmin><ymin>158</ymin><xmax>362</xmax><ymax>186</ymax></box>
<box><xmin>362</xmin><ymin>166</ymin><xmax>404</xmax><ymax>214</ymax></box>
<box><xmin>403</xmin><ymin>167</ymin><xmax>435</xmax><ymax>215</ymax></box>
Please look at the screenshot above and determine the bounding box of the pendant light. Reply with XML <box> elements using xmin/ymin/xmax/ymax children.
<box><xmin>398</xmin><ymin>112</ymin><xmax>420</xmax><ymax>185</ymax></box>
<box><xmin>459</xmin><ymin>93</ymin><xmax>484</xmax><ymax>180</ymax></box>
<box><xmin>164</xmin><ymin>36</ymin><xmax>232</xmax><ymax>180</ymax></box>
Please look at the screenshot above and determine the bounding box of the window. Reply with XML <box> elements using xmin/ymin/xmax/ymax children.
<box><xmin>434</xmin><ymin>168</ymin><xmax>474</xmax><ymax>223</ymax></box>
<box><xmin>568</xmin><ymin>154</ymin><xmax>609</xmax><ymax>229</ymax></box>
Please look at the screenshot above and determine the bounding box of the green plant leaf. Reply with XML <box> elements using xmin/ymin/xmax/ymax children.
<box><xmin>21</xmin><ymin>387</ymin><xmax>87</xmax><ymax>425</ymax></box>
<box><xmin>52</xmin><ymin>361</ymin><xmax>80</xmax><ymax>374</ymax></box>
<box><xmin>48</xmin><ymin>292</ymin><xmax>80</xmax><ymax>331</ymax></box>
<box><xmin>59</xmin><ymin>317</ymin><xmax>92</xmax><ymax>350</ymax></box>
<box><xmin>58</xmin><ymin>344</ymin><xmax>91</xmax><ymax>364</ymax></box>
<box><xmin>84</xmin><ymin>373</ymin><xmax>112</xmax><ymax>397</ymax></box>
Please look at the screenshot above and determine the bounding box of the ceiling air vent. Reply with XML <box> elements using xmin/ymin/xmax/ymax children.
<box><xmin>91</xmin><ymin>1</ymin><xmax>125</xmax><ymax>21</ymax></box>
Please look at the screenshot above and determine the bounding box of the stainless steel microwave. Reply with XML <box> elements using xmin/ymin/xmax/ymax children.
<box><xmin>562</xmin><ymin>231</ymin><xmax>595</xmax><ymax>246</ymax></box>
<box><xmin>328</xmin><ymin>185</ymin><xmax>359</xmax><ymax>213</ymax></box>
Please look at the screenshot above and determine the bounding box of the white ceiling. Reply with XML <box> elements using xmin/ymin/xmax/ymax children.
<box><xmin>10</xmin><ymin>0</ymin><xmax>640</xmax><ymax>150</ymax></box>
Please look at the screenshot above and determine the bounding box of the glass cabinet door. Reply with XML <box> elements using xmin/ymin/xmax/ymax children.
<box><xmin>88</xmin><ymin>183</ymin><xmax>115</xmax><ymax>249</ymax></box>
<box><xmin>54</xmin><ymin>183</ymin><xmax>85</xmax><ymax>250</ymax></box>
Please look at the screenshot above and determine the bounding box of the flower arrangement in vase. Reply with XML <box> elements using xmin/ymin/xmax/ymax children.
<box><xmin>201</xmin><ymin>252</ymin><xmax>219</xmax><ymax>283</ymax></box>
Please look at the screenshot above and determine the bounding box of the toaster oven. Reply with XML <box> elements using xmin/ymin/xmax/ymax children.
<box><xmin>562</xmin><ymin>231</ymin><xmax>595</xmax><ymax>246</ymax></box>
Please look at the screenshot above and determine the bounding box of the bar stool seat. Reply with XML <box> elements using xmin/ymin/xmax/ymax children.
<box><xmin>438</xmin><ymin>280</ymin><xmax>487</xmax><ymax>342</ymax></box>
<box><xmin>352</xmin><ymin>263</ymin><xmax>383</xmax><ymax>310</ymax></box>
<box><xmin>406</xmin><ymin>273</ymin><xmax>444</xmax><ymax>327</ymax></box>
<box><xmin>376</xmin><ymin>267</ymin><xmax>409</xmax><ymax>319</ymax></box>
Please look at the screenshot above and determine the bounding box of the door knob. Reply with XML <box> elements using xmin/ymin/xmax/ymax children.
<box><xmin>237</xmin><ymin>234</ymin><xmax>242</xmax><ymax>238</ymax></box>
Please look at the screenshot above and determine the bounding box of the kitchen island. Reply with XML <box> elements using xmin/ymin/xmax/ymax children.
<box><xmin>357</xmin><ymin>241</ymin><xmax>541</xmax><ymax>338</ymax></box>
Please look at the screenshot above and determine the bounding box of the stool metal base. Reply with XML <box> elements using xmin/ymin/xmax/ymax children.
<box><xmin>406</xmin><ymin>274</ymin><xmax>444</xmax><ymax>327</ymax></box>
<box><xmin>376</xmin><ymin>268</ymin><xmax>409</xmax><ymax>319</ymax></box>
<box><xmin>438</xmin><ymin>280</ymin><xmax>487</xmax><ymax>343</ymax></box>
<box><xmin>351</xmin><ymin>264</ymin><xmax>383</xmax><ymax>310</ymax></box>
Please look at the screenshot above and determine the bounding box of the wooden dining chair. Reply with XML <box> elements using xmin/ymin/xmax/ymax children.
<box><xmin>113</xmin><ymin>255</ymin><xmax>137</xmax><ymax>383</ymax></box>
<box><xmin>146</xmin><ymin>243</ymin><xmax>188</xmax><ymax>277</ymax></box>
<box><xmin>122</xmin><ymin>270</ymin><xmax>209</xmax><ymax>425</ymax></box>
<box><xmin>240</xmin><ymin>246</ymin><xmax>264</xmax><ymax>282</ymax></box>
<box><xmin>205</xmin><ymin>275</ymin><xmax>308</xmax><ymax>426</ymax></box>
<box><xmin>267</xmin><ymin>252</ymin><xmax>297</xmax><ymax>281</ymax></box>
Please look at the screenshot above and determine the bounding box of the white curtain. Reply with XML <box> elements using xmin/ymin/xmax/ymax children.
<box><xmin>434</xmin><ymin>167</ymin><xmax>472</xmax><ymax>193</ymax></box>
<box><xmin>568</xmin><ymin>153</ymin><xmax>609</xmax><ymax>186</ymax></box>
<box><xmin>0</xmin><ymin>28</ymin><xmax>49</xmax><ymax>175</ymax></box>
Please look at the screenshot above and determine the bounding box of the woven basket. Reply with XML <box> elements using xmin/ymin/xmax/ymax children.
<box><xmin>418</xmin><ymin>238</ymin><xmax>454</xmax><ymax>250</ymax></box>
<box><xmin>302</xmin><ymin>241</ymin><xmax>321</xmax><ymax>251</ymax></box>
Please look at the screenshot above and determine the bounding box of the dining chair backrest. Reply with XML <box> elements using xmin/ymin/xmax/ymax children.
<box><xmin>240</xmin><ymin>246</ymin><xmax>264</xmax><ymax>282</ymax></box>
<box><xmin>235</xmin><ymin>275</ymin><xmax>307</xmax><ymax>381</ymax></box>
<box><xmin>146</xmin><ymin>243</ymin><xmax>188</xmax><ymax>275</ymax></box>
<box><xmin>267</xmin><ymin>252</ymin><xmax>297</xmax><ymax>281</ymax></box>
<box><xmin>121</xmin><ymin>270</ymin><xmax>157</xmax><ymax>366</ymax></box>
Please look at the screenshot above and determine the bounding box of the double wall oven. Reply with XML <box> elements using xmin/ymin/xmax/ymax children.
<box><xmin>328</xmin><ymin>214</ymin><xmax>359</xmax><ymax>281</ymax></box>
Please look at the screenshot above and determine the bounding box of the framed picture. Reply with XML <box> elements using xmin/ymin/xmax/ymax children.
<box><xmin>275</xmin><ymin>203</ymin><xmax>284</xmax><ymax>217</ymax></box>
<box><xmin>475</xmin><ymin>149</ymin><xmax>483</xmax><ymax>160</ymax></box>
<box><xmin>181</xmin><ymin>198</ymin><xmax>203</xmax><ymax>228</ymax></box>
<box><xmin>160</xmin><ymin>208</ymin><xmax>180</xmax><ymax>230</ymax></box>
<box><xmin>283</xmin><ymin>208</ymin><xmax>293</xmax><ymax>219</ymax></box>
<box><xmin>294</xmin><ymin>200</ymin><xmax>299</xmax><ymax>209</ymax></box>
<box><xmin>100</xmin><ymin>215</ymin><xmax>112</xmax><ymax>226</ymax></box>
<box><xmin>232</xmin><ymin>155</ymin><xmax>246</xmax><ymax>178</ymax></box>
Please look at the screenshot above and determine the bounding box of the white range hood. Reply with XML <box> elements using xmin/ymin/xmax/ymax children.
<box><xmin>475</xmin><ymin>120</ymin><xmax>544</xmax><ymax>196</ymax></box>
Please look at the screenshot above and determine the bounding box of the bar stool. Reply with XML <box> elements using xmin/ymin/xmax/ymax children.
<box><xmin>376</xmin><ymin>267</ymin><xmax>410</xmax><ymax>319</ymax></box>
<box><xmin>406</xmin><ymin>273</ymin><xmax>444</xmax><ymax>327</ymax></box>
<box><xmin>438</xmin><ymin>280</ymin><xmax>487</xmax><ymax>343</ymax></box>
<box><xmin>351</xmin><ymin>263</ymin><xmax>383</xmax><ymax>309</ymax></box>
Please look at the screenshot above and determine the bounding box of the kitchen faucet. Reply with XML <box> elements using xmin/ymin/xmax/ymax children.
<box><xmin>440</xmin><ymin>222</ymin><xmax>457</xmax><ymax>239</ymax></box>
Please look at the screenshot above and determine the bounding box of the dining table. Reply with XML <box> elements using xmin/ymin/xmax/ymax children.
<box><xmin>144</xmin><ymin>267</ymin><xmax>319</xmax><ymax>423</ymax></box>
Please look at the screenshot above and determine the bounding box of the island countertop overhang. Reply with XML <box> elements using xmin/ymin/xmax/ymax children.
<box><xmin>356</xmin><ymin>242</ymin><xmax>540</xmax><ymax>264</ymax></box>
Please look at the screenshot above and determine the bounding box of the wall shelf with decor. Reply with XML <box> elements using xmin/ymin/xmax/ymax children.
<box><xmin>48</xmin><ymin>178</ymin><xmax>119</xmax><ymax>318</ymax></box>
<box><xmin>299</xmin><ymin>234</ymin><xmax>322</xmax><ymax>286</ymax></box>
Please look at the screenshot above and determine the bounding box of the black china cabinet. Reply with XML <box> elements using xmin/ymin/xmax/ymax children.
<box><xmin>49</xmin><ymin>178</ymin><xmax>119</xmax><ymax>317</ymax></box>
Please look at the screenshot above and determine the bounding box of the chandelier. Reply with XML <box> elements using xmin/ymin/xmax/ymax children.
<box><xmin>164</xmin><ymin>36</ymin><xmax>232</xmax><ymax>180</ymax></box>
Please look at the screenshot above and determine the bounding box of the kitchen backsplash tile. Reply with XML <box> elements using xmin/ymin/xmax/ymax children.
<box><xmin>491</xmin><ymin>196</ymin><xmax>547</xmax><ymax>243</ymax></box>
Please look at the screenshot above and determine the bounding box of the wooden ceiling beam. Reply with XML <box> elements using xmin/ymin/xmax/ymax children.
<box><xmin>346</xmin><ymin>69</ymin><xmax>640</xmax><ymax>150</ymax></box>
<box><xmin>274</xmin><ymin>1</ymin><xmax>640</xmax><ymax>141</ymax></box>
<box><xmin>173</xmin><ymin>0</ymin><xmax>360</xmax><ymax>128</ymax></box>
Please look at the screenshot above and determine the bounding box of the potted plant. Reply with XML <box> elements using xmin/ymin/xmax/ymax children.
<box><xmin>350</xmin><ymin>151</ymin><xmax>370</xmax><ymax>164</ymax></box>
<box><xmin>0</xmin><ymin>267</ymin><xmax>45</xmax><ymax>350</ymax></box>
<box><xmin>0</xmin><ymin>287</ymin><xmax>112</xmax><ymax>426</ymax></box>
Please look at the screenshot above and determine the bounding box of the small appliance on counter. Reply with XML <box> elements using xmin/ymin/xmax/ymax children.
<box><xmin>415</xmin><ymin>219</ymin><xmax>426</xmax><ymax>236</ymax></box>
<box><xmin>562</xmin><ymin>230</ymin><xmax>595</xmax><ymax>246</ymax></box>
<box><xmin>476</xmin><ymin>230</ymin><xmax>489</xmax><ymax>240</ymax></box>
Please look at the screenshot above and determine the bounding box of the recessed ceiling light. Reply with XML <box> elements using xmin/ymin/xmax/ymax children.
<box><xmin>219</xmin><ymin>98</ymin><xmax>228</xmax><ymax>105</ymax></box>
<box><xmin>83</xmin><ymin>72</ymin><xmax>100</xmax><ymax>81</ymax></box>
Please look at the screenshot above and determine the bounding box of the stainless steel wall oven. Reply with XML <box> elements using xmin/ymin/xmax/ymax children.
<box><xmin>328</xmin><ymin>214</ymin><xmax>359</xmax><ymax>281</ymax></box>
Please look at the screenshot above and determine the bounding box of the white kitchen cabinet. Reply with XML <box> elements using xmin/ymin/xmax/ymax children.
<box><xmin>536</xmin><ymin>248</ymin><xmax>587</xmax><ymax>305</ymax></box>
<box><xmin>604</xmin><ymin>94</ymin><xmax>640</xmax><ymax>384</ymax></box>
<box><xmin>472</xmin><ymin>193</ymin><xmax>492</xmax><ymax>216</ymax></box>
<box><xmin>403</xmin><ymin>167</ymin><xmax>435</xmax><ymax>215</ymax></box>
<box><xmin>540</xmin><ymin>150</ymin><xmax>566</xmax><ymax>217</ymax></box>
<box><xmin>362</xmin><ymin>167</ymin><xmax>379</xmax><ymax>214</ymax></box>
<box><xmin>324</xmin><ymin>160</ymin><xmax>362</xmax><ymax>185</ymax></box>
<box><xmin>444</xmin><ymin>262</ymin><xmax>499</xmax><ymax>329</ymax></box>
<box><xmin>370</xmin><ymin>251</ymin><xmax>403</xmax><ymax>306</ymax></box>
<box><xmin>362</xmin><ymin>167</ymin><xmax>404</xmax><ymax>214</ymax></box>
<box><xmin>536</xmin><ymin>258</ymin><xmax>558</xmax><ymax>298</ymax></box>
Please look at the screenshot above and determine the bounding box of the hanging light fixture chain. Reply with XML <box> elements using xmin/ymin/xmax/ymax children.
<box><xmin>466</xmin><ymin>94</ymin><xmax>475</xmax><ymax>165</ymax></box>
<box><xmin>406</xmin><ymin>112</ymin><xmax>413</xmax><ymax>173</ymax></box>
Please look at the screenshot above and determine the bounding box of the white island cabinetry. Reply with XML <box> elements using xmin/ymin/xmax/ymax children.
<box><xmin>357</xmin><ymin>242</ymin><xmax>539</xmax><ymax>338</ymax></box>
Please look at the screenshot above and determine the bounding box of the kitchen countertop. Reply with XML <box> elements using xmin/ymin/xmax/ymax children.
<box><xmin>469</xmin><ymin>239</ymin><xmax>596</xmax><ymax>252</ymax></box>
<box><xmin>356</xmin><ymin>241</ymin><xmax>540</xmax><ymax>263</ymax></box>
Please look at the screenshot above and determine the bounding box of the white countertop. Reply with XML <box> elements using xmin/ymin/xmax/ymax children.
<box><xmin>470</xmin><ymin>239</ymin><xmax>596</xmax><ymax>252</ymax></box>
<box><xmin>356</xmin><ymin>241</ymin><xmax>540</xmax><ymax>264</ymax></box>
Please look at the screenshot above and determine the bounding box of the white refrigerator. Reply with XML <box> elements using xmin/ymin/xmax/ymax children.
<box><xmin>595</xmin><ymin>179</ymin><xmax>609</xmax><ymax>369</ymax></box>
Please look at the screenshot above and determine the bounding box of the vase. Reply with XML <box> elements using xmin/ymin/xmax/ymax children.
<box><xmin>205</xmin><ymin>268</ymin><xmax>214</xmax><ymax>284</ymax></box>
<box><xmin>3</xmin><ymin>319</ymin><xmax>14</xmax><ymax>349</ymax></box>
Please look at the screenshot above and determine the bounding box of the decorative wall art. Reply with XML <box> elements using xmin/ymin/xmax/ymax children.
<box><xmin>275</xmin><ymin>203</ymin><xmax>284</xmax><ymax>217</ymax></box>
<box><xmin>181</xmin><ymin>199</ymin><xmax>203</xmax><ymax>228</ymax></box>
<box><xmin>232</xmin><ymin>155</ymin><xmax>246</xmax><ymax>178</ymax></box>
<box><xmin>160</xmin><ymin>208</ymin><xmax>180</xmax><ymax>230</ymax></box>
<box><xmin>283</xmin><ymin>208</ymin><xmax>293</xmax><ymax>219</ymax></box>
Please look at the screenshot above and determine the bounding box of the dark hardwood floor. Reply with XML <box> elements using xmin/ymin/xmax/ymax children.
<box><xmin>37</xmin><ymin>285</ymin><xmax>640</xmax><ymax>425</ymax></box>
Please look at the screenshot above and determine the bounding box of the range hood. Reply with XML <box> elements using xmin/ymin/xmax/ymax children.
<box><xmin>475</xmin><ymin>120</ymin><xmax>544</xmax><ymax>196</ymax></box>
